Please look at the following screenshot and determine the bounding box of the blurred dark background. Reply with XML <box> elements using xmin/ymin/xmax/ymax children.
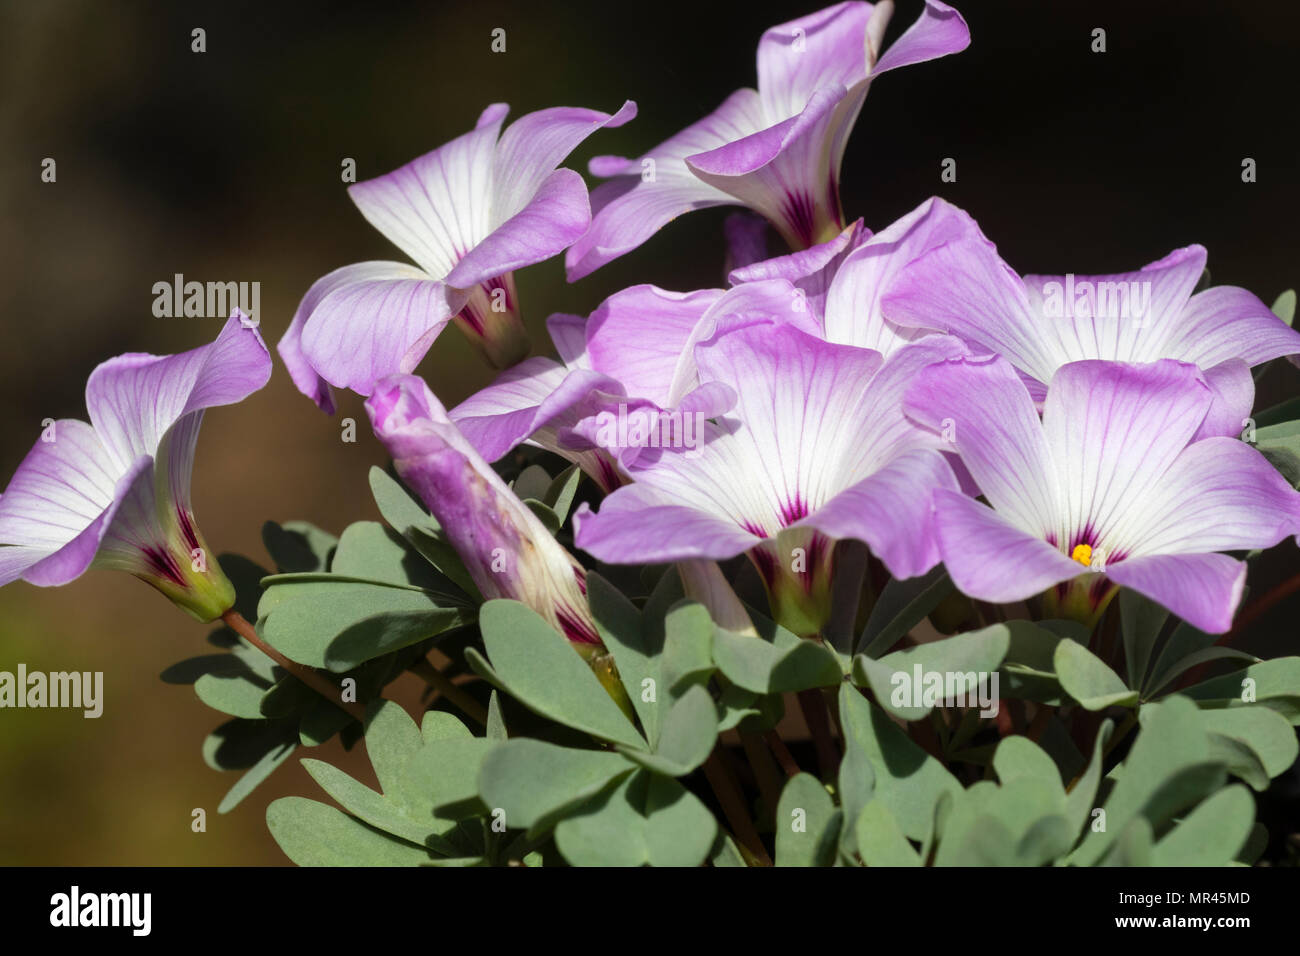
<box><xmin>0</xmin><ymin>0</ymin><xmax>1296</xmax><ymax>863</ymax></box>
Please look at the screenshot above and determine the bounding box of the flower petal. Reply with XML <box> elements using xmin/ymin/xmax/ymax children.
<box><xmin>23</xmin><ymin>455</ymin><xmax>155</xmax><ymax>587</ymax></box>
<box><xmin>546</xmin><ymin>312</ymin><xmax>591</xmax><ymax>369</ymax></box>
<box><xmin>90</xmin><ymin>449</ymin><xmax>172</xmax><ymax>576</ymax></box>
<box><xmin>576</xmin><ymin>320</ymin><xmax>948</xmax><ymax>566</ymax></box>
<box><xmin>755</xmin><ymin>1</ymin><xmax>874</xmax><ymax>121</ymax></box>
<box><xmin>0</xmin><ymin>544</ymin><xmax>49</xmax><ymax>587</ymax></box>
<box><xmin>564</xmin><ymin>89</ymin><xmax>766</xmax><ymax>280</ymax></box>
<box><xmin>1197</xmin><ymin>359</ymin><xmax>1254</xmax><ymax>441</ymax></box>
<box><xmin>85</xmin><ymin>313</ymin><xmax>271</xmax><ymax>470</ymax></box>
<box><xmin>278</xmin><ymin>261</ymin><xmax>418</xmax><ymax>413</ymax></box>
<box><xmin>1020</xmin><ymin>245</ymin><xmax>1207</xmax><ymax>366</ymax></box>
<box><xmin>1124</xmin><ymin>436</ymin><xmax>1300</xmax><ymax>557</ymax></box>
<box><xmin>729</xmin><ymin>219</ymin><xmax>867</xmax><ymax>322</ymax></box>
<box><xmin>824</xmin><ymin>196</ymin><xmax>971</xmax><ymax>354</ymax></box>
<box><xmin>803</xmin><ymin>447</ymin><xmax>957</xmax><ymax>579</ymax></box>
<box><xmin>573</xmin><ymin>487</ymin><xmax>761</xmax><ymax>564</ymax></box>
<box><xmin>850</xmin><ymin>334</ymin><xmax>970</xmax><ymax>460</ymax></box>
<box><xmin>451</xmin><ymin>357</ymin><xmax>572</xmax><ymax>458</ymax></box>
<box><xmin>904</xmin><ymin>354</ymin><xmax>1059</xmax><ymax>538</ymax></box>
<box><xmin>367</xmin><ymin>373</ymin><xmax>598</xmax><ymax>642</ymax></box>
<box><xmin>931</xmin><ymin>488</ymin><xmax>1084</xmax><ymax>604</ymax></box>
<box><xmin>686</xmin><ymin>85</ymin><xmax>852</xmax><ymax>249</ymax></box>
<box><xmin>298</xmin><ymin>268</ymin><xmax>464</xmax><ymax>397</ymax></box>
<box><xmin>348</xmin><ymin>103</ymin><xmax>508</xmax><ymax>279</ymax></box>
<box><xmin>666</xmin><ymin>279</ymin><xmax>823</xmax><ymax>406</ymax></box>
<box><xmin>1105</xmin><ymin>552</ymin><xmax>1245</xmax><ymax>635</ymax></box>
<box><xmin>691</xmin><ymin>321</ymin><xmax>884</xmax><ymax>526</ymax></box>
<box><xmin>1166</xmin><ymin>284</ymin><xmax>1300</xmax><ymax>368</ymax></box>
<box><xmin>0</xmin><ymin>419</ymin><xmax>118</xmax><ymax>564</ymax></box>
<box><xmin>882</xmin><ymin>206</ymin><xmax>1053</xmax><ymax>376</ymax></box>
<box><xmin>871</xmin><ymin>0</ymin><xmax>971</xmax><ymax>76</ymax></box>
<box><xmin>1041</xmin><ymin>359</ymin><xmax>1212</xmax><ymax>558</ymax></box>
<box><xmin>566</xmin><ymin>382</ymin><xmax>738</xmax><ymax>472</ymax></box>
<box><xmin>584</xmin><ymin>284</ymin><xmax>723</xmax><ymax>406</ymax></box>
<box><xmin>445</xmin><ymin>168</ymin><xmax>592</xmax><ymax>290</ymax></box>
<box><xmin>490</xmin><ymin>101</ymin><xmax>637</xmax><ymax>226</ymax></box>
<box><xmin>451</xmin><ymin>360</ymin><xmax>624</xmax><ymax>463</ymax></box>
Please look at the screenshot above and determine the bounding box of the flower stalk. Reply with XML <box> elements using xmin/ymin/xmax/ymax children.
<box><xmin>221</xmin><ymin>609</ymin><xmax>366</xmax><ymax>723</ymax></box>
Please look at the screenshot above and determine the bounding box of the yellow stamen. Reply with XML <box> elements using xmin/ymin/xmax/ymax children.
<box><xmin>1071</xmin><ymin>543</ymin><xmax>1093</xmax><ymax>567</ymax></box>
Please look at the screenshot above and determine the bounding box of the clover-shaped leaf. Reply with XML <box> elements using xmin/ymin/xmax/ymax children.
<box><xmin>775</xmin><ymin>773</ymin><xmax>839</xmax><ymax>867</ymax></box>
<box><xmin>266</xmin><ymin>797</ymin><xmax>437</xmax><ymax>867</ymax></box>
<box><xmin>469</xmin><ymin>600</ymin><xmax>646</xmax><ymax>749</ymax></box>
<box><xmin>852</xmin><ymin>623</ymin><xmax>1010</xmax><ymax>720</ymax></box>
<box><xmin>553</xmin><ymin>770</ymin><xmax>717</xmax><ymax>867</ymax></box>
<box><xmin>477</xmin><ymin>738</ymin><xmax>637</xmax><ymax>834</ymax></box>
<box><xmin>1054</xmin><ymin>638</ymin><xmax>1138</xmax><ymax>710</ymax></box>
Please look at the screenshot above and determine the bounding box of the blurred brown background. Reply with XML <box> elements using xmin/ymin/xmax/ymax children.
<box><xmin>0</xmin><ymin>0</ymin><xmax>1297</xmax><ymax>863</ymax></box>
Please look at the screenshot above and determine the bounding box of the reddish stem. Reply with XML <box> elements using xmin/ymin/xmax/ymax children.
<box><xmin>796</xmin><ymin>688</ymin><xmax>839</xmax><ymax>779</ymax></box>
<box><xmin>764</xmin><ymin>729</ymin><xmax>802</xmax><ymax>779</ymax></box>
<box><xmin>221</xmin><ymin>609</ymin><xmax>366</xmax><ymax>723</ymax></box>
